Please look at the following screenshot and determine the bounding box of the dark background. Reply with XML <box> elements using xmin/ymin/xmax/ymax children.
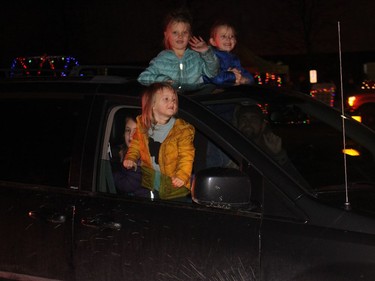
<box><xmin>1</xmin><ymin>0</ymin><xmax>374</xmax><ymax>86</ymax></box>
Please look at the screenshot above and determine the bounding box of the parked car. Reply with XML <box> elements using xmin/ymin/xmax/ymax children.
<box><xmin>346</xmin><ymin>80</ymin><xmax>375</xmax><ymax>130</ymax></box>
<box><xmin>0</xmin><ymin>78</ymin><xmax>375</xmax><ymax>281</ymax></box>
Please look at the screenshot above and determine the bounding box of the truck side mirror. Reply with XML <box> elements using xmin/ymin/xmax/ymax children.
<box><xmin>192</xmin><ymin>167</ymin><xmax>251</xmax><ymax>209</ymax></box>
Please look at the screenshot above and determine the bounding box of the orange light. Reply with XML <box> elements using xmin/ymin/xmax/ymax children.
<box><xmin>342</xmin><ymin>148</ymin><xmax>360</xmax><ymax>156</ymax></box>
<box><xmin>347</xmin><ymin>96</ymin><xmax>356</xmax><ymax>107</ymax></box>
<box><xmin>352</xmin><ymin>115</ymin><xmax>362</xmax><ymax>122</ymax></box>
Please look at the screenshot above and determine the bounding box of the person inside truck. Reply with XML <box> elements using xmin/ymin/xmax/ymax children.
<box><xmin>137</xmin><ymin>10</ymin><xmax>218</xmax><ymax>87</ymax></box>
<box><xmin>233</xmin><ymin>104</ymin><xmax>288</xmax><ymax>165</ymax></box>
<box><xmin>123</xmin><ymin>82</ymin><xmax>195</xmax><ymax>200</ymax></box>
<box><xmin>233</xmin><ymin>104</ymin><xmax>310</xmax><ymax>188</ymax></box>
<box><xmin>204</xmin><ymin>20</ymin><xmax>254</xmax><ymax>86</ymax></box>
<box><xmin>113</xmin><ymin>113</ymin><xmax>150</xmax><ymax>197</ymax></box>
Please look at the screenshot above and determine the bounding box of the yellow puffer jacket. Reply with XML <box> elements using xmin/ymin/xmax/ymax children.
<box><xmin>125</xmin><ymin>116</ymin><xmax>195</xmax><ymax>200</ymax></box>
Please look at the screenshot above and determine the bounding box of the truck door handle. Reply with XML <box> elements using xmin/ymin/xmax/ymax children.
<box><xmin>29</xmin><ymin>210</ymin><xmax>66</xmax><ymax>224</ymax></box>
<box><xmin>81</xmin><ymin>216</ymin><xmax>122</xmax><ymax>230</ymax></box>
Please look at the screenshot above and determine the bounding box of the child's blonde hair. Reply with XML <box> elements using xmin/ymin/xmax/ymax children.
<box><xmin>210</xmin><ymin>20</ymin><xmax>237</xmax><ymax>39</ymax></box>
<box><xmin>141</xmin><ymin>82</ymin><xmax>178</xmax><ymax>132</ymax></box>
<box><xmin>163</xmin><ymin>10</ymin><xmax>192</xmax><ymax>49</ymax></box>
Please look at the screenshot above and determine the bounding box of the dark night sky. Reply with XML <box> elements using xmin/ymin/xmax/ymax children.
<box><xmin>1</xmin><ymin>0</ymin><xmax>374</xmax><ymax>80</ymax></box>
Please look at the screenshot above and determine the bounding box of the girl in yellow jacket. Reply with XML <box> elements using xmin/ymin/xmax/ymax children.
<box><xmin>123</xmin><ymin>82</ymin><xmax>195</xmax><ymax>200</ymax></box>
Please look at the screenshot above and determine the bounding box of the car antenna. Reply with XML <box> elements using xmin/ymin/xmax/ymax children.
<box><xmin>338</xmin><ymin>21</ymin><xmax>351</xmax><ymax>211</ymax></box>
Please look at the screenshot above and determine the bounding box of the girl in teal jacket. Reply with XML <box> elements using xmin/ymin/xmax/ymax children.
<box><xmin>138</xmin><ymin>11</ymin><xmax>218</xmax><ymax>88</ymax></box>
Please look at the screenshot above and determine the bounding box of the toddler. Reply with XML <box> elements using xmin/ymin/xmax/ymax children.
<box><xmin>124</xmin><ymin>82</ymin><xmax>195</xmax><ymax>200</ymax></box>
<box><xmin>205</xmin><ymin>21</ymin><xmax>254</xmax><ymax>86</ymax></box>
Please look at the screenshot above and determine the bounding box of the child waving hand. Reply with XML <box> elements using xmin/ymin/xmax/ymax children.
<box><xmin>138</xmin><ymin>11</ymin><xmax>219</xmax><ymax>88</ymax></box>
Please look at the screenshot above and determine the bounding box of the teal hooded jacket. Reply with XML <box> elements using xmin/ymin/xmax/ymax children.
<box><xmin>138</xmin><ymin>47</ymin><xmax>219</xmax><ymax>86</ymax></box>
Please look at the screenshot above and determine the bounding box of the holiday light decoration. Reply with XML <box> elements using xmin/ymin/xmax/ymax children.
<box><xmin>360</xmin><ymin>80</ymin><xmax>375</xmax><ymax>90</ymax></box>
<box><xmin>10</xmin><ymin>55</ymin><xmax>79</xmax><ymax>77</ymax></box>
<box><xmin>253</xmin><ymin>72</ymin><xmax>283</xmax><ymax>87</ymax></box>
<box><xmin>310</xmin><ymin>84</ymin><xmax>336</xmax><ymax>107</ymax></box>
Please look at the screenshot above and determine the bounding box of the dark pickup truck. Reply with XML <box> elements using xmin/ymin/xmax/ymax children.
<box><xmin>1</xmin><ymin>78</ymin><xmax>375</xmax><ymax>281</ymax></box>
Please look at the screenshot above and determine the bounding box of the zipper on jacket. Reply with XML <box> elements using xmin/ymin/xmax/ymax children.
<box><xmin>178</xmin><ymin>62</ymin><xmax>183</xmax><ymax>89</ymax></box>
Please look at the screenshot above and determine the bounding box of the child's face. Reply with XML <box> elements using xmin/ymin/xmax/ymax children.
<box><xmin>124</xmin><ymin>118</ymin><xmax>137</xmax><ymax>147</ymax></box>
<box><xmin>152</xmin><ymin>88</ymin><xmax>178</xmax><ymax>122</ymax></box>
<box><xmin>210</xmin><ymin>25</ymin><xmax>237</xmax><ymax>52</ymax></box>
<box><xmin>164</xmin><ymin>21</ymin><xmax>191</xmax><ymax>52</ymax></box>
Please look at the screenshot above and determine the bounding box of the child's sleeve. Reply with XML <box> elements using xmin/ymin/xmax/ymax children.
<box><xmin>175</xmin><ymin>124</ymin><xmax>195</xmax><ymax>186</ymax></box>
<box><xmin>233</xmin><ymin>57</ymin><xmax>255</xmax><ymax>85</ymax></box>
<box><xmin>124</xmin><ymin>127</ymin><xmax>141</xmax><ymax>163</ymax></box>
<box><xmin>200</xmin><ymin>47</ymin><xmax>219</xmax><ymax>78</ymax></box>
<box><xmin>137</xmin><ymin>55</ymin><xmax>173</xmax><ymax>85</ymax></box>
<box><xmin>240</xmin><ymin>67</ymin><xmax>255</xmax><ymax>85</ymax></box>
<box><xmin>209</xmin><ymin>71</ymin><xmax>237</xmax><ymax>85</ymax></box>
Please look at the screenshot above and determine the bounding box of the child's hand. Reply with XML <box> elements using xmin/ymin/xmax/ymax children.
<box><xmin>171</xmin><ymin>177</ymin><xmax>184</xmax><ymax>188</ymax></box>
<box><xmin>229</xmin><ymin>68</ymin><xmax>250</xmax><ymax>85</ymax></box>
<box><xmin>189</xmin><ymin>36</ymin><xmax>209</xmax><ymax>53</ymax></box>
<box><xmin>229</xmin><ymin>68</ymin><xmax>242</xmax><ymax>85</ymax></box>
<box><xmin>123</xmin><ymin>159</ymin><xmax>137</xmax><ymax>170</ymax></box>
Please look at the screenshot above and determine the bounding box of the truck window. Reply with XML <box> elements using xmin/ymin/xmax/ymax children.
<box><xmin>98</xmin><ymin>106</ymin><xmax>240</xmax><ymax>203</ymax></box>
<box><xmin>0</xmin><ymin>99</ymin><xmax>82</xmax><ymax>187</ymax></box>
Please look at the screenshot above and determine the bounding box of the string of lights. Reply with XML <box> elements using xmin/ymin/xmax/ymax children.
<box><xmin>253</xmin><ymin>72</ymin><xmax>284</xmax><ymax>87</ymax></box>
<box><xmin>10</xmin><ymin>55</ymin><xmax>79</xmax><ymax>77</ymax></box>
